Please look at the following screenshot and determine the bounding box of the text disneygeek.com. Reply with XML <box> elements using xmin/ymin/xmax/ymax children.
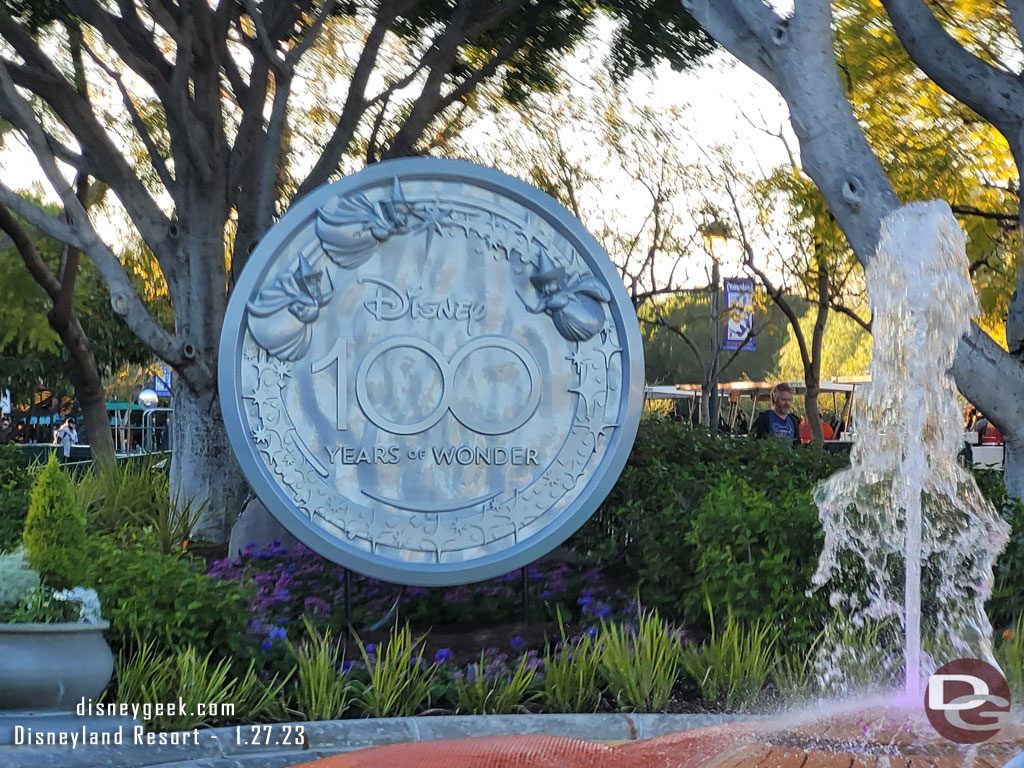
<box><xmin>9</xmin><ymin>697</ymin><xmax>239</xmax><ymax>749</ymax></box>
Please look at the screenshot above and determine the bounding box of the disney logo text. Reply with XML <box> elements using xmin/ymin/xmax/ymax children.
<box><xmin>360</xmin><ymin>277</ymin><xmax>486</xmax><ymax>333</ymax></box>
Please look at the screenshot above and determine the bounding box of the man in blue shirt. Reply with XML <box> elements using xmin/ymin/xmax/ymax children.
<box><xmin>751</xmin><ymin>382</ymin><xmax>801</xmax><ymax>446</ymax></box>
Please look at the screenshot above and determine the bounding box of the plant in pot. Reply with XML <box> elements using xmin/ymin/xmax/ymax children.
<box><xmin>0</xmin><ymin>455</ymin><xmax>113</xmax><ymax>712</ymax></box>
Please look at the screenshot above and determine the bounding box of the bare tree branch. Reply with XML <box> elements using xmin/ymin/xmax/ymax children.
<box><xmin>880</xmin><ymin>0</ymin><xmax>1024</xmax><ymax>144</ymax></box>
<box><xmin>81</xmin><ymin>41</ymin><xmax>178</xmax><ymax>202</ymax></box>
<box><xmin>1007</xmin><ymin>0</ymin><xmax>1024</xmax><ymax>54</ymax></box>
<box><xmin>0</xmin><ymin>204</ymin><xmax>61</xmax><ymax>299</ymax></box>
<box><xmin>296</xmin><ymin>1</ymin><xmax>407</xmax><ymax>197</ymax></box>
<box><xmin>950</xmin><ymin>204</ymin><xmax>1019</xmax><ymax>224</ymax></box>
<box><xmin>0</xmin><ymin>19</ymin><xmax>175</xmax><ymax>276</ymax></box>
<box><xmin>830</xmin><ymin>298</ymin><xmax>872</xmax><ymax>332</ymax></box>
<box><xmin>0</xmin><ymin>62</ymin><xmax>192</xmax><ymax>378</ymax></box>
<box><xmin>682</xmin><ymin>0</ymin><xmax>779</xmax><ymax>86</ymax></box>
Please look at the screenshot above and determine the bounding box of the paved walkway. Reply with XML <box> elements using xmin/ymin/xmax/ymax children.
<box><xmin>0</xmin><ymin>713</ymin><xmax>755</xmax><ymax>768</ymax></box>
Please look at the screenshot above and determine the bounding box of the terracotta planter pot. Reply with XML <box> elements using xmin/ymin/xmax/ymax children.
<box><xmin>0</xmin><ymin>622</ymin><xmax>113</xmax><ymax>710</ymax></box>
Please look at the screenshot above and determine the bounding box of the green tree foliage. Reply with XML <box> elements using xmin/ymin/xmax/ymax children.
<box><xmin>22</xmin><ymin>454</ymin><xmax>88</xmax><ymax>589</ymax></box>
<box><xmin>776</xmin><ymin>304</ymin><xmax>872</xmax><ymax>381</ymax></box>
<box><xmin>0</xmin><ymin>216</ymin><xmax>153</xmax><ymax>400</ymax></box>
<box><xmin>835</xmin><ymin>0</ymin><xmax>1018</xmax><ymax>340</ymax></box>
<box><xmin>0</xmin><ymin>444</ymin><xmax>33</xmax><ymax>552</ymax></box>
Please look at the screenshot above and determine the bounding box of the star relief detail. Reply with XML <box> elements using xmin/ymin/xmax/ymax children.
<box><xmin>586</xmin><ymin>421</ymin><xmax>620</xmax><ymax>453</ymax></box>
<box><xmin>567</xmin><ymin>348</ymin><xmax>591</xmax><ymax>375</ymax></box>
<box><xmin>250</xmin><ymin>389</ymin><xmax>278</xmax><ymax>416</ymax></box>
<box><xmin>252</xmin><ymin>426</ymin><xmax>272</xmax><ymax>446</ymax></box>
<box><xmin>569</xmin><ymin>370</ymin><xmax>607</xmax><ymax>420</ymax></box>
<box><xmin>452</xmin><ymin>519</ymin><xmax>470</xmax><ymax>536</ymax></box>
<box><xmin>413</xmin><ymin>199</ymin><xmax>450</xmax><ymax>258</ymax></box>
<box><xmin>271</xmin><ymin>360</ymin><xmax>292</xmax><ymax>385</ymax></box>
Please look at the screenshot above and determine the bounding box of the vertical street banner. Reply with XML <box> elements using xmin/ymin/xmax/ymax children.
<box><xmin>0</xmin><ymin>389</ymin><xmax>10</xmax><ymax>415</ymax></box>
<box><xmin>723</xmin><ymin>278</ymin><xmax>756</xmax><ymax>351</ymax></box>
<box><xmin>153</xmin><ymin>364</ymin><xmax>173</xmax><ymax>398</ymax></box>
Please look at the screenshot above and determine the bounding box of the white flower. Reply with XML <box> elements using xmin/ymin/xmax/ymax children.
<box><xmin>52</xmin><ymin>587</ymin><xmax>103</xmax><ymax>624</ymax></box>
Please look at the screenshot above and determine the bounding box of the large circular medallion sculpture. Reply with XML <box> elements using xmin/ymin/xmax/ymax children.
<box><xmin>219</xmin><ymin>158</ymin><xmax>644</xmax><ymax>584</ymax></box>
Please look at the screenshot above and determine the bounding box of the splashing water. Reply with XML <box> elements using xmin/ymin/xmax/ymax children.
<box><xmin>811</xmin><ymin>201</ymin><xmax>1010</xmax><ymax>700</ymax></box>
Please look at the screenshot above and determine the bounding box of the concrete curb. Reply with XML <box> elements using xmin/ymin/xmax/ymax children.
<box><xmin>0</xmin><ymin>713</ymin><xmax>764</xmax><ymax>768</ymax></box>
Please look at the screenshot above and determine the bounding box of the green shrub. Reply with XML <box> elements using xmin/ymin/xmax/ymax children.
<box><xmin>681</xmin><ymin>472</ymin><xmax>828</xmax><ymax>648</ymax></box>
<box><xmin>88</xmin><ymin>538</ymin><xmax>252</xmax><ymax>660</ymax></box>
<box><xmin>976</xmin><ymin>467</ymin><xmax>1024</xmax><ymax>627</ymax></box>
<box><xmin>568</xmin><ymin>422</ymin><xmax>845</xmax><ymax>647</ymax></box>
<box><xmin>542</xmin><ymin>614</ymin><xmax>602</xmax><ymax>713</ymax></box>
<box><xmin>455</xmin><ymin>652</ymin><xmax>539</xmax><ymax>715</ymax></box>
<box><xmin>292</xmin><ymin>620</ymin><xmax>352</xmax><ymax>720</ymax></box>
<box><xmin>23</xmin><ymin>455</ymin><xmax>88</xmax><ymax>590</ymax></box>
<box><xmin>771</xmin><ymin>633</ymin><xmax>823</xmax><ymax>706</ymax></box>
<box><xmin>598</xmin><ymin>609</ymin><xmax>682</xmax><ymax>712</ymax></box>
<box><xmin>351</xmin><ymin>624</ymin><xmax>436</xmax><ymax>718</ymax></box>
<box><xmin>680</xmin><ymin>601</ymin><xmax>778</xmax><ymax>712</ymax></box>
<box><xmin>76</xmin><ymin>458</ymin><xmax>167</xmax><ymax>538</ymax></box>
<box><xmin>0</xmin><ymin>445</ymin><xmax>33</xmax><ymax>553</ymax></box>
<box><xmin>109</xmin><ymin>642</ymin><xmax>286</xmax><ymax>731</ymax></box>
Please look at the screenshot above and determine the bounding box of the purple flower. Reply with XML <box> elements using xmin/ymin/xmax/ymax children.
<box><xmin>595</xmin><ymin>604</ymin><xmax>612</xmax><ymax>620</ymax></box>
<box><xmin>585</xmin><ymin>626</ymin><xmax>598</xmax><ymax>638</ymax></box>
<box><xmin>365</xmin><ymin>643</ymin><xmax>377</xmax><ymax>654</ymax></box>
<box><xmin>269</xmin><ymin>626</ymin><xmax>287</xmax><ymax>640</ymax></box>
<box><xmin>510</xmin><ymin>636</ymin><xmax>525</xmax><ymax>649</ymax></box>
<box><xmin>342</xmin><ymin>660</ymin><xmax>354</xmax><ymax>674</ymax></box>
<box><xmin>261</xmin><ymin>638</ymin><xmax>273</xmax><ymax>652</ymax></box>
<box><xmin>434</xmin><ymin>648</ymin><xmax>453</xmax><ymax>664</ymax></box>
<box><xmin>303</xmin><ymin>597</ymin><xmax>330</xmax><ymax>617</ymax></box>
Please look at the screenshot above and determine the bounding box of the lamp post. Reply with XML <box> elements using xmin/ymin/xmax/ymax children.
<box><xmin>700</xmin><ymin>218</ymin><xmax>731</xmax><ymax>437</ymax></box>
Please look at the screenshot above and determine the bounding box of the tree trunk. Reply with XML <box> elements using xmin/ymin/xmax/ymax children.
<box><xmin>1003</xmin><ymin>437</ymin><xmax>1024</xmax><ymax>502</ymax></box>
<box><xmin>170</xmin><ymin>382</ymin><xmax>248</xmax><ymax>544</ymax></box>
<box><xmin>168</xmin><ymin>195</ymin><xmax>242</xmax><ymax>545</ymax></box>
<box><xmin>698</xmin><ymin>382</ymin><xmax>711</xmax><ymax>427</ymax></box>
<box><xmin>805</xmin><ymin>379</ymin><xmax>823</xmax><ymax>446</ymax></box>
<box><xmin>59</xmin><ymin>315</ymin><xmax>116</xmax><ymax>468</ymax></box>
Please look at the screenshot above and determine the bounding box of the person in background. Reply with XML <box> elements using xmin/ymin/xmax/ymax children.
<box><xmin>56</xmin><ymin>418</ymin><xmax>78</xmax><ymax>463</ymax></box>
<box><xmin>751</xmin><ymin>382</ymin><xmax>801</xmax><ymax>447</ymax></box>
<box><xmin>974</xmin><ymin>412</ymin><xmax>1003</xmax><ymax>445</ymax></box>
<box><xmin>0</xmin><ymin>416</ymin><xmax>13</xmax><ymax>445</ymax></box>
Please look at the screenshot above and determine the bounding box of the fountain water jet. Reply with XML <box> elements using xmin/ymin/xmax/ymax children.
<box><xmin>673</xmin><ymin>201</ymin><xmax>1021</xmax><ymax>765</ymax></box>
<box><xmin>812</xmin><ymin>200</ymin><xmax>1010</xmax><ymax>696</ymax></box>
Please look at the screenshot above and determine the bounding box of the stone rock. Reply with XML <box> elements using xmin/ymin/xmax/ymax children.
<box><xmin>228</xmin><ymin>498</ymin><xmax>298</xmax><ymax>558</ymax></box>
